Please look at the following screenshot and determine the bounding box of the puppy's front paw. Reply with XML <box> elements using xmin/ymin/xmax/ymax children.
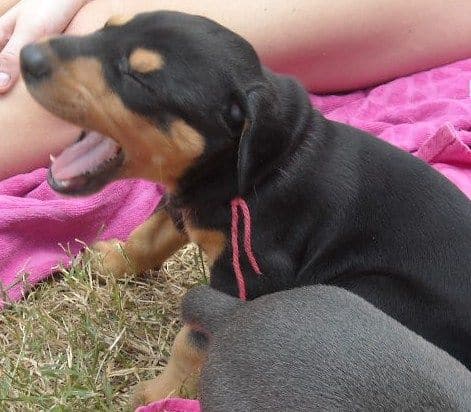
<box><xmin>131</xmin><ymin>376</ymin><xmax>177</xmax><ymax>409</ymax></box>
<box><xmin>131</xmin><ymin>371</ymin><xmax>198</xmax><ymax>409</ymax></box>
<box><xmin>90</xmin><ymin>239</ymin><xmax>133</xmax><ymax>278</ymax></box>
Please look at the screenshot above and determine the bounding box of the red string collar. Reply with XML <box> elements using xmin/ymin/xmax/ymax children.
<box><xmin>230</xmin><ymin>197</ymin><xmax>262</xmax><ymax>300</ymax></box>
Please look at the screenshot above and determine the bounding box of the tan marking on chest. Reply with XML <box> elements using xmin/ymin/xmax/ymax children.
<box><xmin>184</xmin><ymin>220</ymin><xmax>226</xmax><ymax>266</ymax></box>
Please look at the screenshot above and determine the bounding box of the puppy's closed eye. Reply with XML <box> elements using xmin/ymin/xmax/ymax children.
<box><xmin>225</xmin><ymin>102</ymin><xmax>245</xmax><ymax>133</ymax></box>
<box><xmin>230</xmin><ymin>103</ymin><xmax>244</xmax><ymax>124</ymax></box>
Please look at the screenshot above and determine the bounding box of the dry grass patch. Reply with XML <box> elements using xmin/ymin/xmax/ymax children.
<box><xmin>0</xmin><ymin>244</ymin><xmax>206</xmax><ymax>411</ymax></box>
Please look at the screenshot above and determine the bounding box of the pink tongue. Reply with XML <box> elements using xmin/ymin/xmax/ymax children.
<box><xmin>51</xmin><ymin>131</ymin><xmax>120</xmax><ymax>180</ymax></box>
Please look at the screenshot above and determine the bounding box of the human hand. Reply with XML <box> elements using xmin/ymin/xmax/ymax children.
<box><xmin>0</xmin><ymin>0</ymin><xmax>90</xmax><ymax>93</ymax></box>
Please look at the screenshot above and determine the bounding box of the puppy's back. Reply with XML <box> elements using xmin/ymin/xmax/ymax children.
<box><xmin>184</xmin><ymin>285</ymin><xmax>471</xmax><ymax>411</ymax></box>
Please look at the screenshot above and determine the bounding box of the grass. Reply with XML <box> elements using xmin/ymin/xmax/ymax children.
<box><xmin>0</xmin><ymin>244</ymin><xmax>206</xmax><ymax>411</ymax></box>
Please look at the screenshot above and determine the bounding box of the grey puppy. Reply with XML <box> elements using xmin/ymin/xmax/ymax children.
<box><xmin>182</xmin><ymin>285</ymin><xmax>471</xmax><ymax>411</ymax></box>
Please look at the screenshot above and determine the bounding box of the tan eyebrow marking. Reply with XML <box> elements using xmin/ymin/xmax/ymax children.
<box><xmin>129</xmin><ymin>48</ymin><xmax>165</xmax><ymax>74</ymax></box>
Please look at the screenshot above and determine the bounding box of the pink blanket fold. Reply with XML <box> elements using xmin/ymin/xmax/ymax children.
<box><xmin>135</xmin><ymin>399</ymin><xmax>201</xmax><ymax>412</ymax></box>
<box><xmin>310</xmin><ymin>59</ymin><xmax>471</xmax><ymax>198</ymax></box>
<box><xmin>1</xmin><ymin>58</ymin><xmax>470</xmax><ymax>311</ymax></box>
<box><xmin>0</xmin><ymin>171</ymin><xmax>163</xmax><ymax>305</ymax></box>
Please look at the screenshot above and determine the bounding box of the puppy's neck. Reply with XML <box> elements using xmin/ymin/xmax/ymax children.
<box><xmin>170</xmin><ymin>147</ymin><xmax>239</xmax><ymax>210</ymax></box>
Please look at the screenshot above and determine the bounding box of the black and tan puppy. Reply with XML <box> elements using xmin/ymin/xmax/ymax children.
<box><xmin>20</xmin><ymin>11</ymin><xmax>471</xmax><ymax>404</ymax></box>
<box><xmin>183</xmin><ymin>285</ymin><xmax>471</xmax><ymax>411</ymax></box>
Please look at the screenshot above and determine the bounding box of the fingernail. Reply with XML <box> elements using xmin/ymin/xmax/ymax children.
<box><xmin>0</xmin><ymin>72</ymin><xmax>10</xmax><ymax>87</ymax></box>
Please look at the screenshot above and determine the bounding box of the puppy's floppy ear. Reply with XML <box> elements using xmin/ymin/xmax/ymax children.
<box><xmin>237</xmin><ymin>84</ymin><xmax>276</xmax><ymax>195</ymax></box>
<box><xmin>181</xmin><ymin>285</ymin><xmax>243</xmax><ymax>335</ymax></box>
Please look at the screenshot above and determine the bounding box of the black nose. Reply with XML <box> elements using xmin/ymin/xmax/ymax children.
<box><xmin>20</xmin><ymin>44</ymin><xmax>52</xmax><ymax>81</ymax></box>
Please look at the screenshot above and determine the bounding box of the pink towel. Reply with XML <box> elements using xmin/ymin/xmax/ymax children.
<box><xmin>135</xmin><ymin>399</ymin><xmax>200</xmax><ymax>412</ymax></box>
<box><xmin>0</xmin><ymin>58</ymin><xmax>470</xmax><ymax>309</ymax></box>
<box><xmin>0</xmin><ymin>170</ymin><xmax>163</xmax><ymax>305</ymax></box>
<box><xmin>310</xmin><ymin>58</ymin><xmax>471</xmax><ymax>197</ymax></box>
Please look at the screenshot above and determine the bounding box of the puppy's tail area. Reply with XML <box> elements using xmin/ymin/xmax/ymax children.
<box><xmin>181</xmin><ymin>285</ymin><xmax>243</xmax><ymax>335</ymax></box>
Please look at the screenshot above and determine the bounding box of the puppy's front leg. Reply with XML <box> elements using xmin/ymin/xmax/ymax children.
<box><xmin>92</xmin><ymin>206</ymin><xmax>188</xmax><ymax>278</ymax></box>
<box><xmin>132</xmin><ymin>325</ymin><xmax>206</xmax><ymax>407</ymax></box>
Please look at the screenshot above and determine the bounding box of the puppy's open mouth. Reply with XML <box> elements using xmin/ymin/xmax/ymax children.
<box><xmin>48</xmin><ymin>130</ymin><xmax>124</xmax><ymax>195</ymax></box>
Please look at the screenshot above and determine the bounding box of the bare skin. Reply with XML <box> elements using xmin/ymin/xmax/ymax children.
<box><xmin>0</xmin><ymin>0</ymin><xmax>92</xmax><ymax>92</ymax></box>
<box><xmin>0</xmin><ymin>0</ymin><xmax>470</xmax><ymax>179</ymax></box>
<box><xmin>112</xmin><ymin>0</ymin><xmax>471</xmax><ymax>93</ymax></box>
<box><xmin>0</xmin><ymin>0</ymin><xmax>18</xmax><ymax>14</ymax></box>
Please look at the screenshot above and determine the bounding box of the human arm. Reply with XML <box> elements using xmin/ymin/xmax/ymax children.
<box><xmin>0</xmin><ymin>0</ymin><xmax>91</xmax><ymax>93</ymax></box>
<box><xmin>76</xmin><ymin>0</ymin><xmax>471</xmax><ymax>92</ymax></box>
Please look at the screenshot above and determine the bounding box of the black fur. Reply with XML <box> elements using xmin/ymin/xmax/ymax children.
<box><xmin>20</xmin><ymin>11</ymin><xmax>471</xmax><ymax>368</ymax></box>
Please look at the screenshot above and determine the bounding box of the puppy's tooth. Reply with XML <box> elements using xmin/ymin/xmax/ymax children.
<box><xmin>50</xmin><ymin>154</ymin><xmax>56</xmax><ymax>163</ymax></box>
